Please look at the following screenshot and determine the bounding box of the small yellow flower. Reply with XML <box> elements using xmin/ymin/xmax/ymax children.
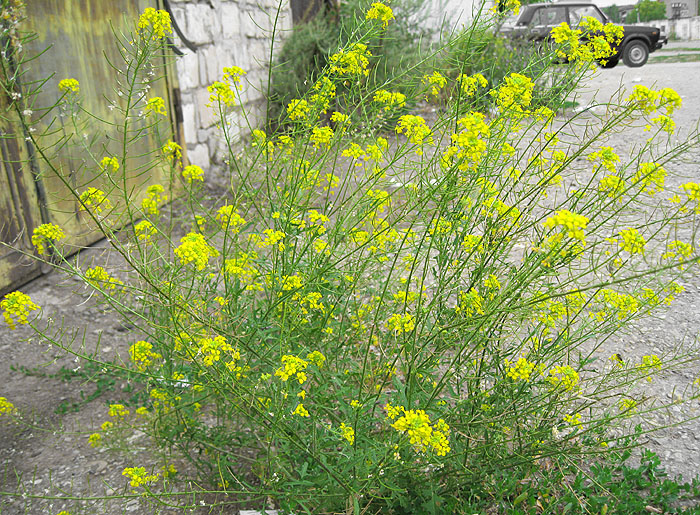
<box><xmin>366</xmin><ymin>2</ymin><xmax>394</xmax><ymax>28</ymax></box>
<box><xmin>137</xmin><ymin>7</ymin><xmax>172</xmax><ymax>40</ymax></box>
<box><xmin>144</xmin><ymin>96</ymin><xmax>166</xmax><ymax>116</ymax></box>
<box><xmin>58</xmin><ymin>78</ymin><xmax>79</xmax><ymax>93</ymax></box>
<box><xmin>162</xmin><ymin>140</ymin><xmax>182</xmax><ymax>161</ymax></box>
<box><xmin>287</xmin><ymin>99</ymin><xmax>310</xmax><ymax>121</ymax></box>
<box><xmin>122</xmin><ymin>466</ymin><xmax>160</xmax><ymax>487</ymax></box>
<box><xmin>0</xmin><ymin>397</ymin><xmax>17</xmax><ymax>416</ymax></box>
<box><xmin>174</xmin><ymin>232</ymin><xmax>218</xmax><ymax>270</ymax></box>
<box><xmin>340</xmin><ymin>422</ymin><xmax>355</xmax><ymax>444</ymax></box>
<box><xmin>182</xmin><ymin>165</ymin><xmax>204</xmax><ymax>184</ymax></box>
<box><xmin>100</xmin><ymin>156</ymin><xmax>119</xmax><ymax>173</ymax></box>
<box><xmin>31</xmin><ymin>223</ymin><xmax>65</xmax><ymax>255</ymax></box>
<box><xmin>1</xmin><ymin>291</ymin><xmax>39</xmax><ymax>330</ymax></box>
<box><xmin>79</xmin><ymin>187</ymin><xmax>112</xmax><ymax>215</ymax></box>
<box><xmin>88</xmin><ymin>433</ymin><xmax>102</xmax><ymax>447</ymax></box>
<box><xmin>292</xmin><ymin>403</ymin><xmax>310</xmax><ymax>417</ymax></box>
<box><xmin>85</xmin><ymin>266</ymin><xmax>123</xmax><ymax>291</ymax></box>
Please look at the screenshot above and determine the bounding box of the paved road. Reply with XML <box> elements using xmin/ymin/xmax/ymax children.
<box><xmin>574</xmin><ymin>60</ymin><xmax>700</xmax><ymax>137</ymax></box>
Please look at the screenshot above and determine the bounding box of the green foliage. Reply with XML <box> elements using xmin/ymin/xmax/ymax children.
<box><xmin>268</xmin><ymin>0</ymin><xmax>428</xmax><ymax>129</ymax></box>
<box><xmin>2</xmin><ymin>2</ymin><xmax>700</xmax><ymax>513</ymax></box>
<box><xmin>603</xmin><ymin>4</ymin><xmax>622</xmax><ymax>23</ymax></box>
<box><xmin>638</xmin><ymin>0</ymin><xmax>667</xmax><ymax>22</ymax></box>
<box><xmin>443</xmin><ymin>24</ymin><xmax>577</xmax><ymax>110</ymax></box>
<box><xmin>626</xmin><ymin>0</ymin><xmax>667</xmax><ymax>23</ymax></box>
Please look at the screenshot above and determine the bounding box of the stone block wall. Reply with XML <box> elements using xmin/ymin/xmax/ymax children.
<box><xmin>168</xmin><ymin>0</ymin><xmax>292</xmax><ymax>173</ymax></box>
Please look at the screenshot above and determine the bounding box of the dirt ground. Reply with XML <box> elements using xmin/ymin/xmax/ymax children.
<box><xmin>2</xmin><ymin>51</ymin><xmax>700</xmax><ymax>514</ymax></box>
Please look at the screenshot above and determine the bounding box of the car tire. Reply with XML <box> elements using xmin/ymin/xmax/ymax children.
<box><xmin>599</xmin><ymin>57</ymin><xmax>619</xmax><ymax>69</ymax></box>
<box><xmin>622</xmin><ymin>40</ymin><xmax>649</xmax><ymax>67</ymax></box>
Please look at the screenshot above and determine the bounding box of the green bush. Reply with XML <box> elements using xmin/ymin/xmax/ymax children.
<box><xmin>2</xmin><ymin>2</ymin><xmax>700</xmax><ymax>513</ymax></box>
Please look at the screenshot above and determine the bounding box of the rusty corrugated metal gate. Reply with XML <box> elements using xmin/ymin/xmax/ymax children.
<box><xmin>0</xmin><ymin>0</ymin><xmax>185</xmax><ymax>294</ymax></box>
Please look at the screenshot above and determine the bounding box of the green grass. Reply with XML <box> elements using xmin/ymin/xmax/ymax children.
<box><xmin>657</xmin><ymin>47</ymin><xmax>700</xmax><ymax>52</ymax></box>
<box><xmin>649</xmin><ymin>53</ymin><xmax>700</xmax><ymax>63</ymax></box>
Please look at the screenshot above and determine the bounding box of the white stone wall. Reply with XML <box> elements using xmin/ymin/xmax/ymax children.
<box><xmin>169</xmin><ymin>0</ymin><xmax>292</xmax><ymax>171</ymax></box>
<box><xmin>629</xmin><ymin>16</ymin><xmax>700</xmax><ymax>40</ymax></box>
<box><xmin>418</xmin><ymin>0</ymin><xmax>492</xmax><ymax>37</ymax></box>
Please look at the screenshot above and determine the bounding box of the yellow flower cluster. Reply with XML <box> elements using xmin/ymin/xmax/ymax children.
<box><xmin>598</xmin><ymin>175</ymin><xmax>625</xmax><ymax>199</ymax></box>
<box><xmin>276</xmin><ymin>355</ymin><xmax>309</xmax><ymax>383</ymax></box>
<box><xmin>79</xmin><ymin>187</ymin><xmax>112</xmax><ymax>215</ymax></box>
<box><xmin>366</xmin><ymin>2</ymin><xmax>394</xmax><ymax>28</ymax></box>
<box><xmin>373</xmin><ymin>89</ymin><xmax>406</xmax><ymax>111</ymax></box>
<box><xmin>0</xmin><ymin>397</ymin><xmax>16</xmax><ymax>416</ymax></box>
<box><xmin>618</xmin><ymin>398</ymin><xmax>638</xmax><ymax>414</ymax></box>
<box><xmin>87</xmin><ymin>433</ymin><xmax>102</xmax><ymax>447</ymax></box>
<box><xmin>442</xmin><ymin>111</ymin><xmax>490</xmax><ymax>172</ymax></box>
<box><xmin>506</xmin><ymin>357</ymin><xmax>537</xmax><ymax>382</ymax></box>
<box><xmin>310</xmin><ymin>126</ymin><xmax>334</xmax><ymax>148</ymax></box>
<box><xmin>174</xmin><ymin>232</ymin><xmax>218</xmax><ymax>270</ymax></box>
<box><xmin>638</xmin><ymin>354</ymin><xmax>662</xmax><ymax>382</ymax></box>
<box><xmin>58</xmin><ymin>78</ymin><xmax>79</xmax><ymax>93</ymax></box>
<box><xmin>618</xmin><ymin>228</ymin><xmax>646</xmax><ymax>254</ymax></box>
<box><xmin>137</xmin><ymin>7</ymin><xmax>172</xmax><ymax>40</ymax></box>
<box><xmin>182</xmin><ymin>165</ymin><xmax>204</xmax><ymax>184</ymax></box>
<box><xmin>422</xmin><ymin>71</ymin><xmax>447</xmax><ymax>98</ymax></box>
<box><xmin>587</xmin><ymin>146</ymin><xmax>620</xmax><ymax>173</ymax></box>
<box><xmin>388</xmin><ymin>406</ymin><xmax>451</xmax><ymax>456</ymax></box>
<box><xmin>198</xmin><ymin>335</ymin><xmax>236</xmax><ymax>366</ymax></box>
<box><xmin>627</xmin><ymin>85</ymin><xmax>682</xmax><ymax>117</ymax></box>
<box><xmin>491</xmin><ymin>72</ymin><xmax>533</xmax><ymax>113</ymax></box>
<box><xmin>550</xmin><ymin>20</ymin><xmax>622</xmax><ymax>65</ymax></box>
<box><xmin>310</xmin><ymin>76</ymin><xmax>336</xmax><ymax>113</ymax></box>
<box><xmin>129</xmin><ymin>340</ymin><xmax>162</xmax><ymax>371</ymax></box>
<box><xmin>547</xmin><ymin>365</ymin><xmax>579</xmax><ymax>391</ymax></box>
<box><xmin>339</xmin><ymin>422</ymin><xmax>355</xmax><ymax>444</ymax></box>
<box><xmin>457</xmin><ymin>73</ymin><xmax>488</xmax><ymax>97</ymax></box>
<box><xmin>216</xmin><ymin>205</ymin><xmax>246</xmax><ymax>232</ymax></box>
<box><xmin>162</xmin><ymin>140</ymin><xmax>182</xmax><ymax>161</ymax></box>
<box><xmin>108</xmin><ymin>403</ymin><xmax>129</xmax><ymax>418</ymax></box>
<box><xmin>428</xmin><ymin>217</ymin><xmax>452</xmax><ymax>236</ymax></box>
<box><xmin>1</xmin><ymin>291</ymin><xmax>39</xmax><ymax>329</ymax></box>
<box><xmin>293</xmin><ymin>403</ymin><xmax>310</xmax><ymax>417</ymax></box>
<box><xmin>329</xmin><ymin>43</ymin><xmax>372</xmax><ymax>77</ymax></box>
<box><xmin>455</xmin><ymin>288</ymin><xmax>485</xmax><ymax>317</ymax></box>
<box><xmin>122</xmin><ymin>466</ymin><xmax>160</xmax><ymax>487</ymax></box>
<box><xmin>144</xmin><ymin>96</ymin><xmax>166</xmax><ymax>116</ymax></box>
<box><xmin>141</xmin><ymin>184</ymin><xmax>167</xmax><ymax>216</ymax></box>
<box><xmin>223</xmin><ymin>252</ymin><xmax>261</xmax><ymax>290</ymax></box>
<box><xmin>31</xmin><ymin>223</ymin><xmax>65</xmax><ymax>255</ymax></box>
<box><xmin>662</xmin><ymin>240</ymin><xmax>693</xmax><ymax>264</ymax></box>
<box><xmin>134</xmin><ymin>220</ymin><xmax>156</xmax><ymax>242</ymax></box>
<box><xmin>592</xmin><ymin>288</ymin><xmax>639</xmax><ymax>321</ymax></box>
<box><xmin>100</xmin><ymin>156</ymin><xmax>119</xmax><ymax>173</ymax></box>
<box><xmin>395</xmin><ymin>115</ymin><xmax>432</xmax><ymax>154</ymax></box>
<box><xmin>681</xmin><ymin>182</ymin><xmax>700</xmax><ymax>213</ymax></box>
<box><xmin>386</xmin><ymin>312</ymin><xmax>416</xmax><ymax>334</ymax></box>
<box><xmin>564</xmin><ymin>413</ymin><xmax>582</xmax><ymax>427</ymax></box>
<box><xmin>85</xmin><ymin>266</ymin><xmax>123</xmax><ymax>291</ymax></box>
<box><xmin>250</xmin><ymin>228</ymin><xmax>286</xmax><ymax>251</ymax></box>
<box><xmin>207</xmin><ymin>68</ymin><xmax>245</xmax><ymax>108</ymax></box>
<box><xmin>287</xmin><ymin>99</ymin><xmax>310</xmax><ymax>121</ymax></box>
<box><xmin>543</xmin><ymin>209</ymin><xmax>589</xmax><ymax>243</ymax></box>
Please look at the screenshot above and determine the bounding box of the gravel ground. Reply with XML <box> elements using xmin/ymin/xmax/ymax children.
<box><xmin>1</xmin><ymin>56</ymin><xmax>700</xmax><ymax>514</ymax></box>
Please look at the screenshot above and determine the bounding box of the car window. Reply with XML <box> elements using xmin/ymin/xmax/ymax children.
<box><xmin>568</xmin><ymin>6</ymin><xmax>605</xmax><ymax>27</ymax></box>
<box><xmin>530</xmin><ymin>7</ymin><xmax>567</xmax><ymax>27</ymax></box>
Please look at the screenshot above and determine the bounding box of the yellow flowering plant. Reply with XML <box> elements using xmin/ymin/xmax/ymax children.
<box><xmin>4</xmin><ymin>2</ymin><xmax>700</xmax><ymax>513</ymax></box>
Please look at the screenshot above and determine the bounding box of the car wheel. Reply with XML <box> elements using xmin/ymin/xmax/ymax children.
<box><xmin>599</xmin><ymin>56</ymin><xmax>619</xmax><ymax>69</ymax></box>
<box><xmin>622</xmin><ymin>41</ymin><xmax>649</xmax><ymax>67</ymax></box>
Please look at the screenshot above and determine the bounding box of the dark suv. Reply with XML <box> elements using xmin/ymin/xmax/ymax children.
<box><xmin>498</xmin><ymin>2</ymin><xmax>667</xmax><ymax>68</ymax></box>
